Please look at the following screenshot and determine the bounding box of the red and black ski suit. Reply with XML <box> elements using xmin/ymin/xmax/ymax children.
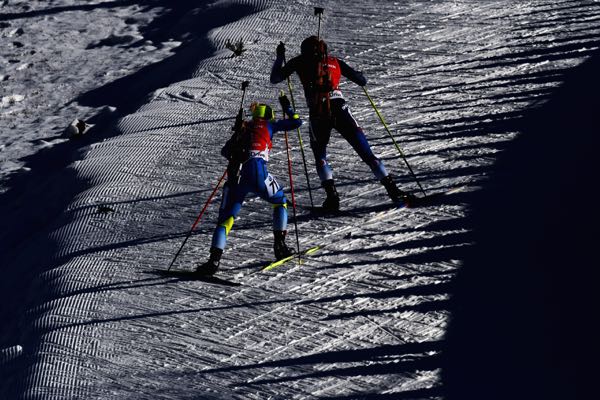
<box><xmin>270</xmin><ymin>53</ymin><xmax>388</xmax><ymax>182</ymax></box>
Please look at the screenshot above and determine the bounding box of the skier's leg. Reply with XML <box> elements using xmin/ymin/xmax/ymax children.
<box><xmin>334</xmin><ymin>101</ymin><xmax>388</xmax><ymax>180</ymax></box>
<box><xmin>211</xmin><ymin>180</ymin><xmax>246</xmax><ymax>250</ymax></box>
<box><xmin>334</xmin><ymin>101</ymin><xmax>415</xmax><ymax>205</ymax></box>
<box><xmin>270</xmin><ymin>198</ymin><xmax>295</xmax><ymax>259</ymax></box>
<box><xmin>196</xmin><ymin>180</ymin><xmax>247</xmax><ymax>275</ymax></box>
<box><xmin>272</xmin><ymin>200</ymin><xmax>288</xmax><ymax>232</ymax></box>
<box><xmin>309</xmin><ymin>117</ymin><xmax>333</xmax><ymax>182</ymax></box>
<box><xmin>255</xmin><ymin>162</ymin><xmax>295</xmax><ymax>259</ymax></box>
<box><xmin>309</xmin><ymin>117</ymin><xmax>339</xmax><ymax>211</ymax></box>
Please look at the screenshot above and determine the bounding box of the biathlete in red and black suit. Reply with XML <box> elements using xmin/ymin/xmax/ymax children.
<box><xmin>270</xmin><ymin>36</ymin><xmax>415</xmax><ymax>211</ymax></box>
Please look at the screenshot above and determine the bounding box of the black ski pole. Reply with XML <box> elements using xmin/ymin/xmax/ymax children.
<box><xmin>280</xmin><ymin>91</ymin><xmax>301</xmax><ymax>257</ymax></box>
<box><xmin>281</xmin><ymin>45</ymin><xmax>314</xmax><ymax>207</ymax></box>
<box><xmin>314</xmin><ymin>7</ymin><xmax>324</xmax><ymax>39</ymax></box>
<box><xmin>363</xmin><ymin>86</ymin><xmax>427</xmax><ymax>196</ymax></box>
<box><xmin>167</xmin><ymin>170</ymin><xmax>227</xmax><ymax>271</ymax></box>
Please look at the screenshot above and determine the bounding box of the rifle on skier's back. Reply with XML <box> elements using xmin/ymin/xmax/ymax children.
<box><xmin>222</xmin><ymin>81</ymin><xmax>250</xmax><ymax>185</ymax></box>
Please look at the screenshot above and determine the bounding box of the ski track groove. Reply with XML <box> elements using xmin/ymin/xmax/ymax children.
<box><xmin>10</xmin><ymin>0</ymin><xmax>599</xmax><ymax>398</ymax></box>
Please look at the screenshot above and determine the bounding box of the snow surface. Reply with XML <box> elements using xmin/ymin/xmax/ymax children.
<box><xmin>1</xmin><ymin>0</ymin><xmax>597</xmax><ymax>398</ymax></box>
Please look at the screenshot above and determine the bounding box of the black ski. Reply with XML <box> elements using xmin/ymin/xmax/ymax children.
<box><xmin>305</xmin><ymin>186</ymin><xmax>466</xmax><ymax>215</ymax></box>
<box><xmin>151</xmin><ymin>269</ymin><xmax>241</xmax><ymax>286</ymax></box>
<box><xmin>406</xmin><ymin>185</ymin><xmax>466</xmax><ymax>207</ymax></box>
<box><xmin>301</xmin><ymin>205</ymin><xmax>360</xmax><ymax>218</ymax></box>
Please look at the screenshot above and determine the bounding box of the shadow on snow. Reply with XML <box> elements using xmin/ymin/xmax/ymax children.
<box><xmin>0</xmin><ymin>1</ymin><xmax>263</xmax><ymax>396</ymax></box>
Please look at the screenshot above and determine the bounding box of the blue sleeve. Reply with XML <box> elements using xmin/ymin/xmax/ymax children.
<box><xmin>271</xmin><ymin>114</ymin><xmax>303</xmax><ymax>133</ymax></box>
<box><xmin>339</xmin><ymin>58</ymin><xmax>367</xmax><ymax>86</ymax></box>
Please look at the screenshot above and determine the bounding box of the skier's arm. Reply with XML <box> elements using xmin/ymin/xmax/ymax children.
<box><xmin>280</xmin><ymin>93</ymin><xmax>298</xmax><ymax>119</ymax></box>
<box><xmin>265</xmin><ymin>93</ymin><xmax>301</xmax><ymax>133</ymax></box>
<box><xmin>272</xmin><ymin>112</ymin><xmax>303</xmax><ymax>132</ymax></box>
<box><xmin>271</xmin><ymin>105</ymin><xmax>303</xmax><ymax>132</ymax></box>
<box><xmin>270</xmin><ymin>57</ymin><xmax>298</xmax><ymax>84</ymax></box>
<box><xmin>270</xmin><ymin>48</ymin><xmax>299</xmax><ymax>84</ymax></box>
<box><xmin>339</xmin><ymin>59</ymin><xmax>367</xmax><ymax>86</ymax></box>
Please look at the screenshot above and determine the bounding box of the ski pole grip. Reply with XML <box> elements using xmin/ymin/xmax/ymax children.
<box><xmin>314</xmin><ymin>7</ymin><xmax>324</xmax><ymax>15</ymax></box>
<box><xmin>241</xmin><ymin>81</ymin><xmax>250</xmax><ymax>90</ymax></box>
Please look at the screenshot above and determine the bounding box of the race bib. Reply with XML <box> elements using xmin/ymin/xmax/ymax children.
<box><xmin>264</xmin><ymin>174</ymin><xmax>281</xmax><ymax>198</ymax></box>
<box><xmin>329</xmin><ymin>89</ymin><xmax>344</xmax><ymax>100</ymax></box>
<box><xmin>249</xmin><ymin>149</ymin><xmax>269</xmax><ymax>161</ymax></box>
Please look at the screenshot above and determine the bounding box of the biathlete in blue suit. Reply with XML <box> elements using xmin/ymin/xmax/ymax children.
<box><xmin>270</xmin><ymin>36</ymin><xmax>415</xmax><ymax>211</ymax></box>
<box><xmin>195</xmin><ymin>94</ymin><xmax>302</xmax><ymax>276</ymax></box>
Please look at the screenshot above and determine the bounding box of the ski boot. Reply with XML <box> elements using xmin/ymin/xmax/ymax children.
<box><xmin>380</xmin><ymin>175</ymin><xmax>417</xmax><ymax>207</ymax></box>
<box><xmin>274</xmin><ymin>230</ymin><xmax>296</xmax><ymax>260</ymax></box>
<box><xmin>322</xmin><ymin>179</ymin><xmax>340</xmax><ymax>212</ymax></box>
<box><xmin>194</xmin><ymin>247</ymin><xmax>223</xmax><ymax>276</ymax></box>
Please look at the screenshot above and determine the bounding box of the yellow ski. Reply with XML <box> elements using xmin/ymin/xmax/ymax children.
<box><xmin>262</xmin><ymin>245</ymin><xmax>321</xmax><ymax>271</ymax></box>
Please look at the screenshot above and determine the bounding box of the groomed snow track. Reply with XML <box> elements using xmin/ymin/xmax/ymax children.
<box><xmin>1</xmin><ymin>0</ymin><xmax>598</xmax><ymax>398</ymax></box>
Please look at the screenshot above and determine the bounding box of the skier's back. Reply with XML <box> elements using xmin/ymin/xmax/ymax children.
<box><xmin>195</xmin><ymin>95</ymin><xmax>302</xmax><ymax>276</ymax></box>
<box><xmin>271</xmin><ymin>36</ymin><xmax>415</xmax><ymax>211</ymax></box>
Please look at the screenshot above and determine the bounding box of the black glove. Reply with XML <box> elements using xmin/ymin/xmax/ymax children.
<box><xmin>279</xmin><ymin>93</ymin><xmax>291</xmax><ymax>110</ymax></box>
<box><xmin>276</xmin><ymin>42</ymin><xmax>285</xmax><ymax>58</ymax></box>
